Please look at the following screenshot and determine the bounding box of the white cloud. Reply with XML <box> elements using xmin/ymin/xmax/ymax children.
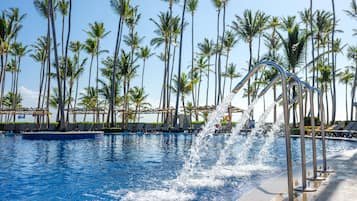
<box><xmin>19</xmin><ymin>86</ymin><xmax>38</xmax><ymax>108</ymax></box>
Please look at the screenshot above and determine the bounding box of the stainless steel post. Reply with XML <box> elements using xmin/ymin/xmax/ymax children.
<box><xmin>232</xmin><ymin>61</ymin><xmax>294</xmax><ymax>201</ymax></box>
<box><xmin>310</xmin><ymin>90</ymin><xmax>318</xmax><ymax>178</ymax></box>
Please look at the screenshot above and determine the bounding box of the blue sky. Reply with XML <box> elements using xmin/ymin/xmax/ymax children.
<box><xmin>1</xmin><ymin>0</ymin><xmax>356</xmax><ymax>121</ymax></box>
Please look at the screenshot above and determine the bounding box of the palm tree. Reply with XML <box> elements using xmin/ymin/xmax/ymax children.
<box><xmin>187</xmin><ymin>0</ymin><xmax>198</xmax><ymax>109</ymax></box>
<box><xmin>136</xmin><ymin>46</ymin><xmax>154</xmax><ymax>89</ymax></box>
<box><xmin>198</xmin><ymin>38</ymin><xmax>214</xmax><ymax>106</ymax></box>
<box><xmin>151</xmin><ymin>12</ymin><xmax>178</xmax><ymax>123</ymax></box>
<box><xmin>278</xmin><ymin>22</ymin><xmax>309</xmax><ymax>126</ymax></box>
<box><xmin>223</xmin><ymin>63</ymin><xmax>241</xmax><ymax>92</ymax></box>
<box><xmin>31</xmin><ymin>36</ymin><xmax>48</xmax><ymax>125</ymax></box>
<box><xmin>66</xmin><ymin>56</ymin><xmax>85</xmax><ymax>123</ymax></box>
<box><xmin>49</xmin><ymin>0</ymin><xmax>66</xmax><ymax>129</ymax></box>
<box><xmin>330</xmin><ymin>0</ymin><xmax>337</xmax><ymax>123</ymax></box>
<box><xmin>172</xmin><ymin>73</ymin><xmax>192</xmax><ymax>119</ymax></box>
<box><xmin>193</xmin><ymin>56</ymin><xmax>209</xmax><ymax>107</ymax></box>
<box><xmin>110</xmin><ymin>0</ymin><xmax>131</xmax><ymax>127</ymax></box>
<box><xmin>338</xmin><ymin>67</ymin><xmax>354</xmax><ymax>120</ymax></box>
<box><xmin>33</xmin><ymin>0</ymin><xmax>54</xmax><ymax>128</ymax></box>
<box><xmin>69</xmin><ymin>41</ymin><xmax>84</xmax><ymax>110</ymax></box>
<box><xmin>83</xmin><ymin>38</ymin><xmax>97</xmax><ymax>90</ymax></box>
<box><xmin>318</xmin><ymin>64</ymin><xmax>332</xmax><ymax>123</ymax></box>
<box><xmin>58</xmin><ymin>0</ymin><xmax>68</xmax><ymax>57</ymax></box>
<box><xmin>222</xmin><ymin>30</ymin><xmax>238</xmax><ymax>97</ymax></box>
<box><xmin>129</xmin><ymin>86</ymin><xmax>150</xmax><ymax>122</ymax></box>
<box><xmin>347</xmin><ymin>45</ymin><xmax>357</xmax><ymax>120</ymax></box>
<box><xmin>85</xmin><ymin>21</ymin><xmax>109</xmax><ymax>123</ymax></box>
<box><xmin>211</xmin><ymin>0</ymin><xmax>222</xmax><ymax>105</ymax></box>
<box><xmin>173</xmin><ymin>0</ymin><xmax>188</xmax><ymax>127</ymax></box>
<box><xmin>232</xmin><ymin>9</ymin><xmax>264</xmax><ymax>107</ymax></box>
<box><xmin>79</xmin><ymin>87</ymin><xmax>97</xmax><ymax>122</ymax></box>
<box><xmin>10</xmin><ymin>42</ymin><xmax>29</xmax><ymax>122</ymax></box>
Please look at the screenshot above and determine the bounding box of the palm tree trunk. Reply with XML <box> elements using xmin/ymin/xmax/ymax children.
<box><xmin>111</xmin><ymin>17</ymin><xmax>124</xmax><ymax>127</ymax></box>
<box><xmin>37</xmin><ymin>62</ymin><xmax>45</xmax><ymax>127</ymax></box>
<box><xmin>206</xmin><ymin>57</ymin><xmax>210</xmax><ymax>106</ymax></box>
<box><xmin>46</xmin><ymin>19</ymin><xmax>51</xmax><ymax>128</ymax></box>
<box><xmin>96</xmin><ymin>40</ymin><xmax>100</xmax><ymax>124</ymax></box>
<box><xmin>346</xmin><ymin>83</ymin><xmax>349</xmax><ymax>120</ymax></box>
<box><xmin>173</xmin><ymin>0</ymin><xmax>187</xmax><ymax>127</ymax></box>
<box><xmin>222</xmin><ymin>50</ymin><xmax>230</xmax><ymax>98</ymax></box>
<box><xmin>214</xmin><ymin>9</ymin><xmax>221</xmax><ymax>105</ymax></box>
<box><xmin>331</xmin><ymin>0</ymin><xmax>336</xmax><ymax>123</ymax></box>
<box><xmin>141</xmin><ymin>59</ymin><xmax>146</xmax><ymax>89</ymax></box>
<box><xmin>310</xmin><ymin>0</ymin><xmax>316</xmax><ymax>89</ymax></box>
<box><xmin>49</xmin><ymin>0</ymin><xmax>65</xmax><ymax>130</ymax></box>
<box><xmin>191</xmin><ymin>12</ymin><xmax>197</xmax><ymax>120</ymax></box>
<box><xmin>351</xmin><ymin>60</ymin><xmax>357</xmax><ymax>121</ymax></box>
<box><xmin>63</xmin><ymin>0</ymin><xmax>72</xmax><ymax>125</ymax></box>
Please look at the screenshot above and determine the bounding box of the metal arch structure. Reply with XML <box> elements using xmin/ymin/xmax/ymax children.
<box><xmin>286</xmin><ymin>73</ymin><xmax>316</xmax><ymax>192</ymax></box>
<box><xmin>257</xmin><ymin>72</ymin><xmax>314</xmax><ymax>192</ymax></box>
<box><xmin>232</xmin><ymin>61</ymin><xmax>294</xmax><ymax>201</ymax></box>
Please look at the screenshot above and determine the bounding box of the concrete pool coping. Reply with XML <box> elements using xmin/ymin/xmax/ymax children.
<box><xmin>238</xmin><ymin>148</ymin><xmax>357</xmax><ymax>201</ymax></box>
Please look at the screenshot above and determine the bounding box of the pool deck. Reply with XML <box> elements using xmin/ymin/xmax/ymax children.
<box><xmin>238</xmin><ymin>149</ymin><xmax>357</xmax><ymax>201</ymax></box>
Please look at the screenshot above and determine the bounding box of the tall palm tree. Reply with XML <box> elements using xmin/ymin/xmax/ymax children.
<box><xmin>79</xmin><ymin>87</ymin><xmax>97</xmax><ymax>122</ymax></box>
<box><xmin>318</xmin><ymin>64</ymin><xmax>331</xmax><ymax>123</ymax></box>
<box><xmin>187</xmin><ymin>0</ymin><xmax>198</xmax><ymax>112</ymax></box>
<box><xmin>49</xmin><ymin>0</ymin><xmax>66</xmax><ymax>129</ymax></box>
<box><xmin>331</xmin><ymin>0</ymin><xmax>337</xmax><ymax>123</ymax></box>
<box><xmin>110</xmin><ymin>0</ymin><xmax>131</xmax><ymax>127</ymax></box>
<box><xmin>173</xmin><ymin>0</ymin><xmax>188</xmax><ymax>127</ymax></box>
<box><xmin>85</xmin><ymin>21</ymin><xmax>109</xmax><ymax>123</ymax></box>
<box><xmin>211</xmin><ymin>0</ymin><xmax>222</xmax><ymax>105</ymax></box>
<box><xmin>33</xmin><ymin>0</ymin><xmax>55</xmax><ymax>128</ymax></box>
<box><xmin>338</xmin><ymin>67</ymin><xmax>354</xmax><ymax>120</ymax></box>
<box><xmin>232</xmin><ymin>9</ymin><xmax>264</xmax><ymax>107</ymax></box>
<box><xmin>347</xmin><ymin>45</ymin><xmax>357</xmax><ymax>120</ymax></box>
<box><xmin>136</xmin><ymin>46</ymin><xmax>154</xmax><ymax>89</ymax></box>
<box><xmin>198</xmin><ymin>38</ymin><xmax>214</xmax><ymax>106</ymax></box>
<box><xmin>83</xmin><ymin>38</ymin><xmax>97</xmax><ymax>91</ymax></box>
<box><xmin>9</xmin><ymin>42</ymin><xmax>29</xmax><ymax>121</ymax></box>
<box><xmin>58</xmin><ymin>0</ymin><xmax>68</xmax><ymax>57</ymax></box>
<box><xmin>31</xmin><ymin>36</ymin><xmax>48</xmax><ymax>125</ymax></box>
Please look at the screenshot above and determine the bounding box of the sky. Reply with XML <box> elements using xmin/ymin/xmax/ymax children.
<box><xmin>0</xmin><ymin>0</ymin><xmax>356</xmax><ymax>122</ymax></box>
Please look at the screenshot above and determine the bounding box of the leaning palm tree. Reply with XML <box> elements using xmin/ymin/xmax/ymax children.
<box><xmin>338</xmin><ymin>67</ymin><xmax>354</xmax><ymax>120</ymax></box>
<box><xmin>58</xmin><ymin>0</ymin><xmax>68</xmax><ymax>57</ymax></box>
<box><xmin>136</xmin><ymin>46</ymin><xmax>154</xmax><ymax>89</ymax></box>
<box><xmin>110</xmin><ymin>0</ymin><xmax>132</xmax><ymax>127</ymax></box>
<box><xmin>231</xmin><ymin>9</ymin><xmax>264</xmax><ymax>107</ymax></box>
<box><xmin>198</xmin><ymin>38</ymin><xmax>214</xmax><ymax>106</ymax></box>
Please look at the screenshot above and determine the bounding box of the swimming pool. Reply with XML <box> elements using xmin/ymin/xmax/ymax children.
<box><xmin>0</xmin><ymin>133</ymin><xmax>356</xmax><ymax>200</ymax></box>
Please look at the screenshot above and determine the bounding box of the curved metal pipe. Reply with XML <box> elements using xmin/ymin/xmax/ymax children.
<box><xmin>300</xmin><ymin>81</ymin><xmax>318</xmax><ymax>179</ymax></box>
<box><xmin>285</xmin><ymin>73</ymin><xmax>310</xmax><ymax>191</ymax></box>
<box><xmin>313</xmin><ymin>88</ymin><xmax>327</xmax><ymax>172</ymax></box>
<box><xmin>232</xmin><ymin>61</ymin><xmax>294</xmax><ymax>200</ymax></box>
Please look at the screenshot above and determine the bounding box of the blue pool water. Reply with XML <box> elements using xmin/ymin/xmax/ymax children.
<box><xmin>0</xmin><ymin>133</ymin><xmax>356</xmax><ymax>201</ymax></box>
